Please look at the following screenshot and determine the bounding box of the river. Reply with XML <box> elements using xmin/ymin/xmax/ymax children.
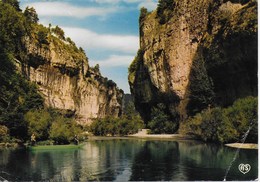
<box><xmin>0</xmin><ymin>138</ymin><xmax>257</xmax><ymax>181</ymax></box>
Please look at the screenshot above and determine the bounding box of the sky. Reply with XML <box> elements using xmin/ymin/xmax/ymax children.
<box><xmin>19</xmin><ymin>0</ymin><xmax>159</xmax><ymax>93</ymax></box>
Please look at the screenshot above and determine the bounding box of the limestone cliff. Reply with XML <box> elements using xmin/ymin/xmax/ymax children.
<box><xmin>129</xmin><ymin>0</ymin><xmax>257</xmax><ymax>126</ymax></box>
<box><xmin>16</xmin><ymin>28</ymin><xmax>123</xmax><ymax>124</ymax></box>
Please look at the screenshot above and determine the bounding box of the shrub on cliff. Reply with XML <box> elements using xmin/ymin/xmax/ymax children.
<box><xmin>51</xmin><ymin>25</ymin><xmax>65</xmax><ymax>40</ymax></box>
<box><xmin>157</xmin><ymin>0</ymin><xmax>175</xmax><ymax>15</ymax></box>
<box><xmin>128</xmin><ymin>49</ymin><xmax>143</xmax><ymax>84</ymax></box>
<box><xmin>139</xmin><ymin>7</ymin><xmax>148</xmax><ymax>22</ymax></box>
<box><xmin>187</xmin><ymin>58</ymin><xmax>215</xmax><ymax>116</ymax></box>
<box><xmin>157</xmin><ymin>0</ymin><xmax>175</xmax><ymax>24</ymax></box>
<box><xmin>24</xmin><ymin>6</ymin><xmax>38</xmax><ymax>23</ymax></box>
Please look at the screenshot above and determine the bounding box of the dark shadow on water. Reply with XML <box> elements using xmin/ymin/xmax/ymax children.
<box><xmin>0</xmin><ymin>140</ymin><xmax>257</xmax><ymax>181</ymax></box>
<box><xmin>130</xmin><ymin>141</ymin><xmax>180</xmax><ymax>181</ymax></box>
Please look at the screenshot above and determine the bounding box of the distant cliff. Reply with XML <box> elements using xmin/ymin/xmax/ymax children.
<box><xmin>129</xmin><ymin>0</ymin><xmax>257</xmax><ymax>128</ymax></box>
<box><xmin>15</xmin><ymin>24</ymin><xmax>123</xmax><ymax>124</ymax></box>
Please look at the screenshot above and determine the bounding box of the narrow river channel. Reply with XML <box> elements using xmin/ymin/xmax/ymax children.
<box><xmin>0</xmin><ymin>138</ymin><xmax>257</xmax><ymax>181</ymax></box>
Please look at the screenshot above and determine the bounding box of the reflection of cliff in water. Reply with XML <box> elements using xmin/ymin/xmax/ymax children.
<box><xmin>0</xmin><ymin>149</ymin><xmax>82</xmax><ymax>181</ymax></box>
<box><xmin>130</xmin><ymin>141</ymin><xmax>180</xmax><ymax>181</ymax></box>
<box><xmin>177</xmin><ymin>141</ymin><xmax>258</xmax><ymax>181</ymax></box>
<box><xmin>0</xmin><ymin>140</ymin><xmax>257</xmax><ymax>181</ymax></box>
<box><xmin>79</xmin><ymin>139</ymin><xmax>145</xmax><ymax>181</ymax></box>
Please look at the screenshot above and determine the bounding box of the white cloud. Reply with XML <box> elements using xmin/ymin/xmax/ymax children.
<box><xmin>62</xmin><ymin>27</ymin><xmax>139</xmax><ymax>54</ymax></box>
<box><xmin>92</xmin><ymin>0</ymin><xmax>121</xmax><ymax>4</ymax></box>
<box><xmin>92</xmin><ymin>55</ymin><xmax>135</xmax><ymax>67</ymax></box>
<box><xmin>92</xmin><ymin>0</ymin><xmax>142</xmax><ymax>4</ymax></box>
<box><xmin>92</xmin><ymin>0</ymin><xmax>158</xmax><ymax>11</ymax></box>
<box><xmin>22</xmin><ymin>2</ymin><xmax>117</xmax><ymax>18</ymax></box>
<box><xmin>138</xmin><ymin>1</ymin><xmax>158</xmax><ymax>11</ymax></box>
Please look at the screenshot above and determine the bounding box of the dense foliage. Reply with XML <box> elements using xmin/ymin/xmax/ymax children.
<box><xmin>24</xmin><ymin>7</ymin><xmax>38</xmax><ymax>23</ymax></box>
<box><xmin>49</xmin><ymin>115</ymin><xmax>82</xmax><ymax>144</ymax></box>
<box><xmin>51</xmin><ymin>25</ymin><xmax>65</xmax><ymax>40</ymax></box>
<box><xmin>180</xmin><ymin>97</ymin><xmax>257</xmax><ymax>143</ymax></box>
<box><xmin>156</xmin><ymin>0</ymin><xmax>175</xmax><ymax>24</ymax></box>
<box><xmin>0</xmin><ymin>1</ymin><xmax>46</xmax><ymax>141</ymax></box>
<box><xmin>90</xmin><ymin>101</ymin><xmax>144</xmax><ymax>136</ymax></box>
<box><xmin>24</xmin><ymin>108</ymin><xmax>83</xmax><ymax>144</ymax></box>
<box><xmin>148</xmin><ymin>103</ymin><xmax>178</xmax><ymax>134</ymax></box>
<box><xmin>187</xmin><ymin>58</ymin><xmax>215</xmax><ymax>115</ymax></box>
<box><xmin>128</xmin><ymin>49</ymin><xmax>143</xmax><ymax>85</ymax></box>
<box><xmin>90</xmin><ymin>116</ymin><xmax>144</xmax><ymax>136</ymax></box>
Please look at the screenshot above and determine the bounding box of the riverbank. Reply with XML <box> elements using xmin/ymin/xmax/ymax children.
<box><xmin>86</xmin><ymin>129</ymin><xmax>197</xmax><ymax>141</ymax></box>
<box><xmin>127</xmin><ymin>129</ymin><xmax>196</xmax><ymax>140</ymax></box>
<box><xmin>225</xmin><ymin>143</ymin><xmax>258</xmax><ymax>149</ymax></box>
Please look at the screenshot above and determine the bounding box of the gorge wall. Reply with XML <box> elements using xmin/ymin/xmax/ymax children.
<box><xmin>129</xmin><ymin>0</ymin><xmax>257</xmax><ymax>126</ymax></box>
<box><xmin>16</xmin><ymin>29</ymin><xmax>123</xmax><ymax>124</ymax></box>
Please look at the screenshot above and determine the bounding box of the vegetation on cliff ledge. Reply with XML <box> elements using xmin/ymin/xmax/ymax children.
<box><xmin>157</xmin><ymin>0</ymin><xmax>175</xmax><ymax>24</ymax></box>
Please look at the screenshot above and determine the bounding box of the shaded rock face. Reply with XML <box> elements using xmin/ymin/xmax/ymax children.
<box><xmin>16</xmin><ymin>35</ymin><xmax>123</xmax><ymax>124</ymax></box>
<box><xmin>129</xmin><ymin>0</ymin><xmax>257</xmax><ymax>125</ymax></box>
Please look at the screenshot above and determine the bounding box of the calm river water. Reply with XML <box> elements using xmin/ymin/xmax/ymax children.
<box><xmin>0</xmin><ymin>138</ymin><xmax>257</xmax><ymax>181</ymax></box>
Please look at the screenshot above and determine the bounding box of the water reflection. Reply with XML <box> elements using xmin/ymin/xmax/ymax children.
<box><xmin>0</xmin><ymin>139</ymin><xmax>257</xmax><ymax>181</ymax></box>
<box><xmin>130</xmin><ymin>141</ymin><xmax>180</xmax><ymax>181</ymax></box>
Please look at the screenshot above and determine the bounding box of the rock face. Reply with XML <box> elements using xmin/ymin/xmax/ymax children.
<box><xmin>129</xmin><ymin>0</ymin><xmax>257</xmax><ymax>126</ymax></box>
<box><xmin>16</xmin><ymin>33</ymin><xmax>123</xmax><ymax>124</ymax></box>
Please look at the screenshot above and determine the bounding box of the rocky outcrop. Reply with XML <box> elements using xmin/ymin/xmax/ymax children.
<box><xmin>129</xmin><ymin>0</ymin><xmax>257</xmax><ymax>127</ymax></box>
<box><xmin>16</xmin><ymin>31</ymin><xmax>123</xmax><ymax>124</ymax></box>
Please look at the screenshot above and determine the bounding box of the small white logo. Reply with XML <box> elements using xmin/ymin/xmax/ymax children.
<box><xmin>238</xmin><ymin>164</ymin><xmax>251</xmax><ymax>174</ymax></box>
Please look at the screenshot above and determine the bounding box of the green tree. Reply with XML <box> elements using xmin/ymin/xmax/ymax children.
<box><xmin>90</xmin><ymin>115</ymin><xmax>144</xmax><ymax>136</ymax></box>
<box><xmin>2</xmin><ymin>0</ymin><xmax>21</xmax><ymax>11</ymax></box>
<box><xmin>24</xmin><ymin>7</ymin><xmax>39</xmax><ymax>23</ymax></box>
<box><xmin>157</xmin><ymin>0</ymin><xmax>175</xmax><ymax>24</ymax></box>
<box><xmin>148</xmin><ymin>103</ymin><xmax>178</xmax><ymax>134</ymax></box>
<box><xmin>139</xmin><ymin>7</ymin><xmax>148</xmax><ymax>22</ymax></box>
<box><xmin>24</xmin><ymin>110</ymin><xmax>52</xmax><ymax>141</ymax></box>
<box><xmin>51</xmin><ymin>25</ymin><xmax>65</xmax><ymax>40</ymax></box>
<box><xmin>0</xmin><ymin>3</ymin><xmax>44</xmax><ymax>140</ymax></box>
<box><xmin>0</xmin><ymin>2</ymin><xmax>25</xmax><ymax>53</ymax></box>
<box><xmin>66</xmin><ymin>37</ymin><xmax>75</xmax><ymax>46</ymax></box>
<box><xmin>224</xmin><ymin>96</ymin><xmax>257</xmax><ymax>143</ymax></box>
<box><xmin>157</xmin><ymin>0</ymin><xmax>175</xmax><ymax>13</ymax></box>
<box><xmin>124</xmin><ymin>101</ymin><xmax>136</xmax><ymax>119</ymax></box>
<box><xmin>93</xmin><ymin>64</ymin><xmax>100</xmax><ymax>73</ymax></box>
<box><xmin>187</xmin><ymin>58</ymin><xmax>215</xmax><ymax>115</ymax></box>
<box><xmin>49</xmin><ymin>116</ymin><xmax>82</xmax><ymax>144</ymax></box>
<box><xmin>200</xmin><ymin>108</ymin><xmax>238</xmax><ymax>143</ymax></box>
<box><xmin>36</xmin><ymin>25</ymin><xmax>49</xmax><ymax>46</ymax></box>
